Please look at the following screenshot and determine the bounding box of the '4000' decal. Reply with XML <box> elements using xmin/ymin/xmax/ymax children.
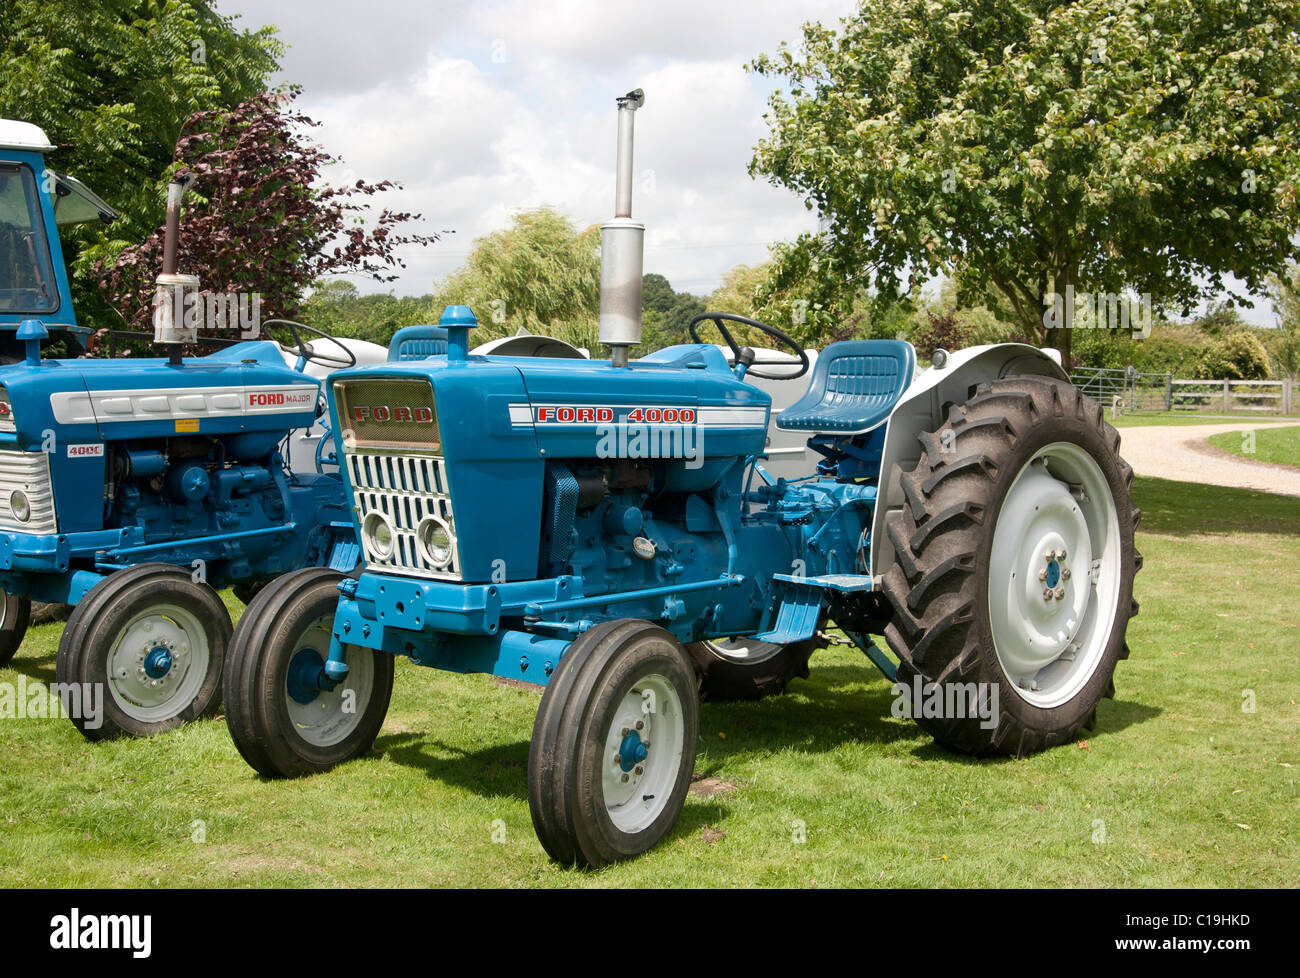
<box><xmin>533</xmin><ymin>405</ymin><xmax>697</xmax><ymax>424</ymax></box>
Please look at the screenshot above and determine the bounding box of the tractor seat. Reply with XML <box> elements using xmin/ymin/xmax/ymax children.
<box><xmin>776</xmin><ymin>340</ymin><xmax>916</xmax><ymax>434</ymax></box>
<box><xmin>387</xmin><ymin>325</ymin><xmax>449</xmax><ymax>361</ymax></box>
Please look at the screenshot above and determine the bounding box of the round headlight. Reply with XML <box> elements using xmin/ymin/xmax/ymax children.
<box><xmin>361</xmin><ymin>512</ymin><xmax>395</xmax><ymax>559</ymax></box>
<box><xmin>416</xmin><ymin>517</ymin><xmax>454</xmax><ymax>568</ymax></box>
<box><xmin>9</xmin><ymin>490</ymin><xmax>30</xmax><ymax>523</ymax></box>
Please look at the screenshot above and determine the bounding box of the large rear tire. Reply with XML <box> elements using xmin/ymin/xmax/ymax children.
<box><xmin>881</xmin><ymin>376</ymin><xmax>1141</xmax><ymax>757</ymax></box>
<box><xmin>685</xmin><ymin>635</ymin><xmax>815</xmax><ymax>701</ymax></box>
<box><xmin>223</xmin><ymin>567</ymin><xmax>394</xmax><ymax>778</ymax></box>
<box><xmin>56</xmin><ymin>564</ymin><xmax>230</xmax><ymax>740</ymax></box>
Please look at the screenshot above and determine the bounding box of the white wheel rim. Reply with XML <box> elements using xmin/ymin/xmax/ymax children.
<box><xmin>601</xmin><ymin>673</ymin><xmax>685</xmax><ymax>834</ymax></box>
<box><xmin>0</xmin><ymin>589</ymin><xmax>8</xmax><ymax>632</ymax></box>
<box><xmin>284</xmin><ymin>614</ymin><xmax>375</xmax><ymax>748</ymax></box>
<box><xmin>107</xmin><ymin>604</ymin><xmax>210</xmax><ymax>722</ymax></box>
<box><xmin>702</xmin><ymin>637</ymin><xmax>783</xmax><ymax>665</ymax></box>
<box><xmin>987</xmin><ymin>442</ymin><xmax>1121</xmax><ymax>709</ymax></box>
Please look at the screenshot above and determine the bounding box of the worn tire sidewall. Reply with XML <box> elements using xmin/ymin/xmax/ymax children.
<box><xmin>254</xmin><ymin>577</ymin><xmax>393</xmax><ymax>776</ymax></box>
<box><xmin>572</xmin><ymin>640</ymin><xmax>699</xmax><ymax>866</ymax></box>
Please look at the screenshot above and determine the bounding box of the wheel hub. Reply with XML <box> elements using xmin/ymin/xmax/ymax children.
<box><xmin>142</xmin><ymin>645</ymin><xmax>173</xmax><ymax>679</ymax></box>
<box><xmin>617</xmin><ymin>728</ymin><xmax>649</xmax><ymax>773</ymax></box>
<box><xmin>987</xmin><ymin>443</ymin><xmax>1122</xmax><ymax>709</ymax></box>
<box><xmin>287</xmin><ymin>647</ymin><xmax>326</xmax><ymax>705</ymax></box>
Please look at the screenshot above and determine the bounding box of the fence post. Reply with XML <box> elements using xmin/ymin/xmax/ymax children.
<box><xmin>1284</xmin><ymin>378</ymin><xmax>1293</xmax><ymax>416</ymax></box>
<box><xmin>1223</xmin><ymin>379</ymin><xmax>1230</xmax><ymax>412</ymax></box>
<box><xmin>1164</xmin><ymin>374</ymin><xmax>1172</xmax><ymax>412</ymax></box>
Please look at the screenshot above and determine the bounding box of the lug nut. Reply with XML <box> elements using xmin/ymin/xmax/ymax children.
<box><xmin>614</xmin><ymin>754</ymin><xmax>622</xmax><ymax>765</ymax></box>
<box><xmin>1054</xmin><ymin>587</ymin><xmax>1065</xmax><ymax>600</ymax></box>
<box><xmin>1059</xmin><ymin>549</ymin><xmax>1067</xmax><ymax>560</ymax></box>
<box><xmin>621</xmin><ymin>773</ymin><xmax>630</xmax><ymax>783</ymax></box>
<box><xmin>1062</xmin><ymin>568</ymin><xmax>1071</xmax><ymax>580</ymax></box>
<box><xmin>1037</xmin><ymin>568</ymin><xmax>1047</xmax><ymax>581</ymax></box>
<box><xmin>620</xmin><ymin>728</ymin><xmax>629</xmax><ymax>737</ymax></box>
<box><xmin>1042</xmin><ymin>588</ymin><xmax>1053</xmax><ymax>600</ymax></box>
<box><xmin>635</xmin><ymin>766</ymin><xmax>644</xmax><ymax>775</ymax></box>
<box><xmin>635</xmin><ymin>720</ymin><xmax>644</xmax><ymax>730</ymax></box>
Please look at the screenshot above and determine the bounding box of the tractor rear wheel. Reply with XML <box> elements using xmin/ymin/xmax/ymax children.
<box><xmin>0</xmin><ymin>588</ymin><xmax>31</xmax><ymax>667</ymax></box>
<box><xmin>881</xmin><ymin>376</ymin><xmax>1141</xmax><ymax>757</ymax></box>
<box><xmin>56</xmin><ymin>564</ymin><xmax>230</xmax><ymax>740</ymax></box>
<box><xmin>223</xmin><ymin>567</ymin><xmax>394</xmax><ymax>778</ymax></box>
<box><xmin>685</xmin><ymin>636</ymin><xmax>815</xmax><ymax>701</ymax></box>
<box><xmin>528</xmin><ymin>619</ymin><xmax>699</xmax><ymax>867</ymax></box>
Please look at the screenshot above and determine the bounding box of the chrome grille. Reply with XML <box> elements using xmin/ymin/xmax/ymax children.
<box><xmin>345</xmin><ymin>451</ymin><xmax>460</xmax><ymax>580</ymax></box>
<box><xmin>0</xmin><ymin>450</ymin><xmax>57</xmax><ymax>533</ymax></box>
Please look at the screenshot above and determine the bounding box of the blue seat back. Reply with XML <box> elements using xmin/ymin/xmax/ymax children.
<box><xmin>388</xmin><ymin>325</ymin><xmax>449</xmax><ymax>361</ymax></box>
<box><xmin>775</xmin><ymin>339</ymin><xmax>916</xmax><ymax>434</ymax></box>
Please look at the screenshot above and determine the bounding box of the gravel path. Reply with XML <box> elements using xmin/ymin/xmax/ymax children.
<box><xmin>1117</xmin><ymin>421</ymin><xmax>1300</xmax><ymax>497</ymax></box>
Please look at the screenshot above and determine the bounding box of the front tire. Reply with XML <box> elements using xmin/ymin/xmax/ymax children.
<box><xmin>0</xmin><ymin>588</ymin><xmax>31</xmax><ymax>667</ymax></box>
<box><xmin>528</xmin><ymin>620</ymin><xmax>699</xmax><ymax>867</ymax></box>
<box><xmin>56</xmin><ymin>564</ymin><xmax>231</xmax><ymax>740</ymax></box>
<box><xmin>223</xmin><ymin>568</ymin><xmax>394</xmax><ymax>778</ymax></box>
<box><xmin>881</xmin><ymin>377</ymin><xmax>1141</xmax><ymax>757</ymax></box>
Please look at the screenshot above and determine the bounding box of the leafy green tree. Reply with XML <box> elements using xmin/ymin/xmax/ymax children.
<box><xmin>750</xmin><ymin>0</ymin><xmax>1300</xmax><ymax>364</ymax></box>
<box><xmin>435</xmin><ymin>208</ymin><xmax>601</xmax><ymax>349</ymax></box>
<box><xmin>0</xmin><ymin>0</ymin><xmax>282</xmax><ymax>328</ymax></box>
<box><xmin>96</xmin><ymin>92</ymin><xmax>439</xmax><ymax>333</ymax></box>
<box><xmin>299</xmin><ymin>281</ymin><xmax>438</xmax><ymax>347</ymax></box>
<box><xmin>1266</xmin><ymin>262</ymin><xmax>1300</xmax><ymax>379</ymax></box>
<box><xmin>1194</xmin><ymin>330</ymin><xmax>1272</xmax><ymax>380</ymax></box>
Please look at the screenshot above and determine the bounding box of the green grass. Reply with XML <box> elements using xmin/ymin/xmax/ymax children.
<box><xmin>1207</xmin><ymin>425</ymin><xmax>1300</xmax><ymax>469</ymax></box>
<box><xmin>1110</xmin><ymin>412</ymin><xmax>1299</xmax><ymax>428</ymax></box>
<box><xmin>1</xmin><ymin>476</ymin><xmax>1297</xmax><ymax>887</ymax></box>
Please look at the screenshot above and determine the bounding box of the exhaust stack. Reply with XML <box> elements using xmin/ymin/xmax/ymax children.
<box><xmin>599</xmin><ymin>89</ymin><xmax>645</xmax><ymax>368</ymax></box>
<box><xmin>154</xmin><ymin>175</ymin><xmax>200</xmax><ymax>365</ymax></box>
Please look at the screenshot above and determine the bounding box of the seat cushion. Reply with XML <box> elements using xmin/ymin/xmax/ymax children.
<box><xmin>776</xmin><ymin>340</ymin><xmax>915</xmax><ymax>433</ymax></box>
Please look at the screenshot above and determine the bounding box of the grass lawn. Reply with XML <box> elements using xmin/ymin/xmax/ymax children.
<box><xmin>1208</xmin><ymin>425</ymin><xmax>1300</xmax><ymax>469</ymax></box>
<box><xmin>1110</xmin><ymin>412</ymin><xmax>1299</xmax><ymax>428</ymax></box>
<box><xmin>1</xmin><ymin>476</ymin><xmax>1296</xmax><ymax>888</ymax></box>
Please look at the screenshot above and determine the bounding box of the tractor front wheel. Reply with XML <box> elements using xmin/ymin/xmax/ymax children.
<box><xmin>881</xmin><ymin>376</ymin><xmax>1141</xmax><ymax>757</ymax></box>
<box><xmin>223</xmin><ymin>567</ymin><xmax>394</xmax><ymax>778</ymax></box>
<box><xmin>0</xmin><ymin>588</ymin><xmax>31</xmax><ymax>668</ymax></box>
<box><xmin>529</xmin><ymin>620</ymin><xmax>699</xmax><ymax>867</ymax></box>
<box><xmin>56</xmin><ymin>564</ymin><xmax>230</xmax><ymax>740</ymax></box>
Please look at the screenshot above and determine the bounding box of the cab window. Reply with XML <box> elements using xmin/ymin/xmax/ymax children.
<box><xmin>0</xmin><ymin>163</ymin><xmax>58</xmax><ymax>314</ymax></box>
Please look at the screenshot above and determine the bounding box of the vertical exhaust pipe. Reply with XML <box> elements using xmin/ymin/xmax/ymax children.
<box><xmin>599</xmin><ymin>89</ymin><xmax>645</xmax><ymax>368</ymax></box>
<box><xmin>154</xmin><ymin>175</ymin><xmax>200</xmax><ymax>365</ymax></box>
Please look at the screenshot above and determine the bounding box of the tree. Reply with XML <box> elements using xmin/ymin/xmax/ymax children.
<box><xmin>96</xmin><ymin>92</ymin><xmax>440</xmax><ymax>332</ymax></box>
<box><xmin>0</xmin><ymin>0</ymin><xmax>282</xmax><ymax>327</ymax></box>
<box><xmin>750</xmin><ymin>0</ymin><xmax>1300</xmax><ymax>364</ymax></box>
<box><xmin>434</xmin><ymin>208</ymin><xmax>601</xmax><ymax>349</ymax></box>
<box><xmin>1266</xmin><ymin>262</ymin><xmax>1300</xmax><ymax>379</ymax></box>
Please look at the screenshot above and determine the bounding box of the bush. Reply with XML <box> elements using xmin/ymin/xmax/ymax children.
<box><xmin>1193</xmin><ymin>331</ymin><xmax>1272</xmax><ymax>380</ymax></box>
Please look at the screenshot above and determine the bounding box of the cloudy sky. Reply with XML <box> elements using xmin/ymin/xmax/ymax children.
<box><xmin>219</xmin><ymin>0</ymin><xmax>1276</xmax><ymax>325</ymax></box>
<box><xmin>219</xmin><ymin>0</ymin><xmax>857</xmax><ymax>300</ymax></box>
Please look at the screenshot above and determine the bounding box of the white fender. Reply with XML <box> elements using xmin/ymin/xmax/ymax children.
<box><xmin>868</xmin><ymin>343</ymin><xmax>1069</xmax><ymax>579</ymax></box>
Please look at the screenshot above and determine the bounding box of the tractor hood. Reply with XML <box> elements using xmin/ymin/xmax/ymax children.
<box><xmin>0</xmin><ymin>340</ymin><xmax>320</xmax><ymax>451</ymax></box>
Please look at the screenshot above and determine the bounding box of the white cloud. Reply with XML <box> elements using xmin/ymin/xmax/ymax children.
<box><xmin>218</xmin><ymin>0</ymin><xmax>854</xmax><ymax>299</ymax></box>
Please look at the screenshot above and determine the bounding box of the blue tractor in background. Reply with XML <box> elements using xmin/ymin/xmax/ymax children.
<box><xmin>224</xmin><ymin>92</ymin><xmax>1142</xmax><ymax>867</ymax></box>
<box><xmin>0</xmin><ymin>119</ymin><xmax>395</xmax><ymax>739</ymax></box>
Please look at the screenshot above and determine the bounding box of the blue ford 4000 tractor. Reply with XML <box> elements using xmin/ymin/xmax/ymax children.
<box><xmin>225</xmin><ymin>91</ymin><xmax>1141</xmax><ymax>866</ymax></box>
<box><xmin>0</xmin><ymin>120</ymin><xmax>396</xmax><ymax>739</ymax></box>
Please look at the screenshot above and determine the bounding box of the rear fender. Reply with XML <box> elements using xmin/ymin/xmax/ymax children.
<box><xmin>868</xmin><ymin>344</ymin><xmax>1068</xmax><ymax>578</ymax></box>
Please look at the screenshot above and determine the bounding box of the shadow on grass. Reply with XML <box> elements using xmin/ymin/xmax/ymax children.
<box><xmin>1133</xmin><ymin>476</ymin><xmax>1300</xmax><ymax>536</ymax></box>
<box><xmin>904</xmin><ymin>698</ymin><xmax>1161</xmax><ymax>763</ymax></box>
<box><xmin>6</xmin><ymin>650</ymin><xmax>57</xmax><ymax>686</ymax></box>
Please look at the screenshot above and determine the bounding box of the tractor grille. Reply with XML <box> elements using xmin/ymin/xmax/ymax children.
<box><xmin>345</xmin><ymin>451</ymin><xmax>461</xmax><ymax>580</ymax></box>
<box><xmin>0</xmin><ymin>450</ymin><xmax>57</xmax><ymax>533</ymax></box>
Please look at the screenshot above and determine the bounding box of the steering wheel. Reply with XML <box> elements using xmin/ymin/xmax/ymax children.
<box><xmin>261</xmin><ymin>319</ymin><xmax>357</xmax><ymax>372</ymax></box>
<box><xmin>688</xmin><ymin>312</ymin><xmax>809</xmax><ymax>380</ymax></box>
